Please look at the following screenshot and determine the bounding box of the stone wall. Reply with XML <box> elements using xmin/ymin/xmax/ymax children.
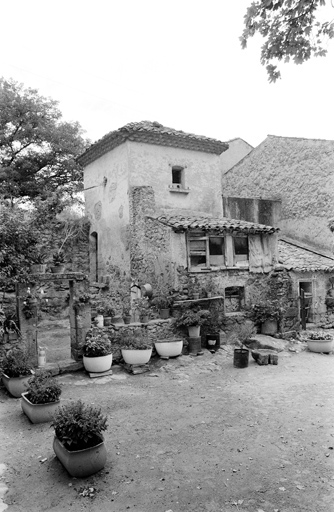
<box><xmin>221</xmin><ymin>135</ymin><xmax>334</xmax><ymax>252</ymax></box>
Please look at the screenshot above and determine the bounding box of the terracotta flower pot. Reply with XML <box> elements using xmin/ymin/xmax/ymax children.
<box><xmin>83</xmin><ymin>353</ymin><xmax>112</xmax><ymax>373</ymax></box>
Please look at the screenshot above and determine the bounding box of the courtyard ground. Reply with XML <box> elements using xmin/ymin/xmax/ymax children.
<box><xmin>0</xmin><ymin>342</ymin><xmax>334</xmax><ymax>512</ymax></box>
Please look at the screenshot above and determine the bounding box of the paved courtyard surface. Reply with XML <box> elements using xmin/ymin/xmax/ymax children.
<box><xmin>0</xmin><ymin>344</ymin><xmax>334</xmax><ymax>512</ymax></box>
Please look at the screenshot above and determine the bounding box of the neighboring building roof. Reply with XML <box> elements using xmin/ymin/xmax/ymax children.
<box><xmin>78</xmin><ymin>121</ymin><xmax>229</xmax><ymax>166</ymax></box>
<box><xmin>278</xmin><ymin>239</ymin><xmax>334</xmax><ymax>272</ymax></box>
<box><xmin>149</xmin><ymin>214</ymin><xmax>279</xmax><ymax>234</ymax></box>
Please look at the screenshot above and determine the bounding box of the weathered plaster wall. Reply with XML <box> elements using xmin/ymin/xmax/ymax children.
<box><xmin>220</xmin><ymin>138</ymin><xmax>253</xmax><ymax>175</ymax></box>
<box><xmin>127</xmin><ymin>141</ymin><xmax>223</xmax><ymax>216</ymax></box>
<box><xmin>83</xmin><ymin>143</ymin><xmax>130</xmax><ymax>279</ymax></box>
<box><xmin>221</xmin><ymin>136</ymin><xmax>334</xmax><ymax>251</ymax></box>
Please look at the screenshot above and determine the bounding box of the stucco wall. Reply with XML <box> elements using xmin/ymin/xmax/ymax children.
<box><xmin>220</xmin><ymin>138</ymin><xmax>253</xmax><ymax>175</ymax></box>
<box><xmin>84</xmin><ymin>143</ymin><xmax>130</xmax><ymax>278</ymax></box>
<box><xmin>221</xmin><ymin>136</ymin><xmax>334</xmax><ymax>252</ymax></box>
<box><xmin>127</xmin><ymin>141</ymin><xmax>223</xmax><ymax>216</ymax></box>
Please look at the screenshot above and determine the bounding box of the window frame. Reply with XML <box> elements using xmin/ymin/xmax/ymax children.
<box><xmin>187</xmin><ymin>231</ymin><xmax>249</xmax><ymax>272</ymax></box>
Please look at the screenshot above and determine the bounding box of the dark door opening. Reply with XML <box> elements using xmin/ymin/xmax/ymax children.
<box><xmin>299</xmin><ymin>281</ymin><xmax>314</xmax><ymax>328</ymax></box>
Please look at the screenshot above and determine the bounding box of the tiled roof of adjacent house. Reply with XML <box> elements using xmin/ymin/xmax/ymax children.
<box><xmin>78</xmin><ymin>121</ymin><xmax>228</xmax><ymax>166</ymax></box>
<box><xmin>278</xmin><ymin>239</ymin><xmax>334</xmax><ymax>272</ymax></box>
<box><xmin>149</xmin><ymin>214</ymin><xmax>279</xmax><ymax>234</ymax></box>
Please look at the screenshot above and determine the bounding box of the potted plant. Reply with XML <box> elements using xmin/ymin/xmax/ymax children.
<box><xmin>30</xmin><ymin>250</ymin><xmax>48</xmax><ymax>274</ymax></box>
<box><xmin>205</xmin><ymin>280</ymin><xmax>216</xmax><ymax>298</ymax></box>
<box><xmin>134</xmin><ymin>297</ymin><xmax>151</xmax><ymax>323</ymax></box>
<box><xmin>248</xmin><ymin>301</ymin><xmax>285</xmax><ymax>335</ymax></box>
<box><xmin>203</xmin><ymin>301</ymin><xmax>224</xmax><ymax>352</ymax></box>
<box><xmin>94</xmin><ymin>305</ymin><xmax>105</xmax><ymax>328</ymax></box>
<box><xmin>51</xmin><ymin>250</ymin><xmax>66</xmax><ymax>274</ymax></box>
<box><xmin>103</xmin><ymin>305</ymin><xmax>115</xmax><ymax>326</ymax></box>
<box><xmin>120</xmin><ymin>328</ymin><xmax>153</xmax><ymax>365</ymax></box>
<box><xmin>0</xmin><ymin>350</ymin><xmax>35</xmax><ymax>398</ymax></box>
<box><xmin>229</xmin><ymin>323</ymin><xmax>257</xmax><ymax>368</ymax></box>
<box><xmin>51</xmin><ymin>400</ymin><xmax>108</xmax><ymax>478</ymax></box>
<box><xmin>122</xmin><ymin>303</ymin><xmax>132</xmax><ymax>324</ymax></box>
<box><xmin>305</xmin><ymin>331</ymin><xmax>333</xmax><ymax>353</ymax></box>
<box><xmin>155</xmin><ymin>338</ymin><xmax>183</xmax><ymax>358</ymax></box>
<box><xmin>151</xmin><ymin>292</ymin><xmax>174</xmax><ymax>319</ymax></box>
<box><xmin>21</xmin><ymin>370</ymin><xmax>62</xmax><ymax>423</ymax></box>
<box><xmin>173</xmin><ymin>306</ymin><xmax>210</xmax><ymax>337</ymax></box>
<box><xmin>82</xmin><ymin>334</ymin><xmax>112</xmax><ymax>373</ymax></box>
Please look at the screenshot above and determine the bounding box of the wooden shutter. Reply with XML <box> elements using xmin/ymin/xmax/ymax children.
<box><xmin>249</xmin><ymin>234</ymin><xmax>274</xmax><ymax>273</ymax></box>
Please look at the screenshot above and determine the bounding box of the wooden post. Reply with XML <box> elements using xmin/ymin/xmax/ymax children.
<box><xmin>300</xmin><ymin>288</ymin><xmax>306</xmax><ymax>330</ymax></box>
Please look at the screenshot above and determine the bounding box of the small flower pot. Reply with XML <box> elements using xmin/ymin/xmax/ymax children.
<box><xmin>123</xmin><ymin>315</ymin><xmax>132</xmax><ymax>325</ymax></box>
<box><xmin>140</xmin><ymin>315</ymin><xmax>149</xmax><ymax>324</ymax></box>
<box><xmin>307</xmin><ymin>339</ymin><xmax>333</xmax><ymax>353</ymax></box>
<box><xmin>121</xmin><ymin>348</ymin><xmax>152</xmax><ymax>365</ymax></box>
<box><xmin>83</xmin><ymin>353</ymin><xmax>112</xmax><ymax>373</ymax></box>
<box><xmin>1</xmin><ymin>373</ymin><xmax>32</xmax><ymax>398</ymax></box>
<box><xmin>50</xmin><ymin>265</ymin><xmax>66</xmax><ymax>274</ymax></box>
<box><xmin>21</xmin><ymin>392</ymin><xmax>61</xmax><ymax>424</ymax></box>
<box><xmin>159</xmin><ymin>308</ymin><xmax>170</xmax><ymax>319</ymax></box>
<box><xmin>188</xmin><ymin>325</ymin><xmax>201</xmax><ymax>337</ymax></box>
<box><xmin>53</xmin><ymin>435</ymin><xmax>107</xmax><ymax>478</ymax></box>
<box><xmin>155</xmin><ymin>339</ymin><xmax>183</xmax><ymax>358</ymax></box>
<box><xmin>103</xmin><ymin>317</ymin><xmax>112</xmax><ymax>326</ymax></box>
<box><xmin>95</xmin><ymin>314</ymin><xmax>104</xmax><ymax>328</ymax></box>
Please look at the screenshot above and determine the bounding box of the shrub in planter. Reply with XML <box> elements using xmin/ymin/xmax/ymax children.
<box><xmin>0</xmin><ymin>350</ymin><xmax>35</xmax><ymax>397</ymax></box>
<box><xmin>248</xmin><ymin>301</ymin><xmax>285</xmax><ymax>334</ymax></box>
<box><xmin>120</xmin><ymin>328</ymin><xmax>153</xmax><ymax>364</ymax></box>
<box><xmin>21</xmin><ymin>370</ymin><xmax>62</xmax><ymax>423</ymax></box>
<box><xmin>51</xmin><ymin>400</ymin><xmax>108</xmax><ymax>477</ymax></box>
<box><xmin>305</xmin><ymin>331</ymin><xmax>333</xmax><ymax>353</ymax></box>
<box><xmin>82</xmin><ymin>334</ymin><xmax>112</xmax><ymax>373</ymax></box>
<box><xmin>173</xmin><ymin>305</ymin><xmax>210</xmax><ymax>336</ymax></box>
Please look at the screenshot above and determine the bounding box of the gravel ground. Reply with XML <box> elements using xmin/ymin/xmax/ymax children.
<box><xmin>1</xmin><ymin>343</ymin><xmax>334</xmax><ymax>512</ymax></box>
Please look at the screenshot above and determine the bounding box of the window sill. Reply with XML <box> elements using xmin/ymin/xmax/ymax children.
<box><xmin>189</xmin><ymin>266</ymin><xmax>249</xmax><ymax>273</ymax></box>
<box><xmin>168</xmin><ymin>186</ymin><xmax>190</xmax><ymax>194</ymax></box>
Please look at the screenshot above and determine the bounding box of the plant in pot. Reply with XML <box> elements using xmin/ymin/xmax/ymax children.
<box><xmin>202</xmin><ymin>301</ymin><xmax>224</xmax><ymax>352</ymax></box>
<box><xmin>122</xmin><ymin>301</ymin><xmax>132</xmax><ymax>324</ymax></box>
<box><xmin>103</xmin><ymin>305</ymin><xmax>115</xmax><ymax>326</ymax></box>
<box><xmin>94</xmin><ymin>304</ymin><xmax>105</xmax><ymax>328</ymax></box>
<box><xmin>173</xmin><ymin>305</ymin><xmax>210</xmax><ymax>338</ymax></box>
<box><xmin>0</xmin><ymin>350</ymin><xmax>35</xmax><ymax>398</ymax></box>
<box><xmin>134</xmin><ymin>297</ymin><xmax>151</xmax><ymax>323</ymax></box>
<box><xmin>229</xmin><ymin>322</ymin><xmax>257</xmax><ymax>368</ymax></box>
<box><xmin>21</xmin><ymin>370</ymin><xmax>62</xmax><ymax>423</ymax></box>
<box><xmin>51</xmin><ymin>250</ymin><xmax>66</xmax><ymax>274</ymax></box>
<box><xmin>248</xmin><ymin>301</ymin><xmax>285</xmax><ymax>335</ymax></box>
<box><xmin>151</xmin><ymin>288</ymin><xmax>174</xmax><ymax>319</ymax></box>
<box><xmin>30</xmin><ymin>250</ymin><xmax>48</xmax><ymax>274</ymax></box>
<box><xmin>120</xmin><ymin>328</ymin><xmax>153</xmax><ymax>365</ymax></box>
<box><xmin>51</xmin><ymin>400</ymin><xmax>108</xmax><ymax>478</ymax></box>
<box><xmin>82</xmin><ymin>333</ymin><xmax>113</xmax><ymax>373</ymax></box>
<box><xmin>304</xmin><ymin>331</ymin><xmax>333</xmax><ymax>353</ymax></box>
<box><xmin>3</xmin><ymin>310</ymin><xmax>21</xmax><ymax>341</ymax></box>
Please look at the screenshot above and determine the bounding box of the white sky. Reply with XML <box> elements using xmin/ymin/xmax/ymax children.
<box><xmin>1</xmin><ymin>0</ymin><xmax>333</xmax><ymax>148</ymax></box>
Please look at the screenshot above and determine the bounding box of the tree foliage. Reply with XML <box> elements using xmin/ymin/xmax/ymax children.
<box><xmin>0</xmin><ymin>78</ymin><xmax>88</xmax><ymax>200</ymax></box>
<box><xmin>241</xmin><ymin>0</ymin><xmax>334</xmax><ymax>82</ymax></box>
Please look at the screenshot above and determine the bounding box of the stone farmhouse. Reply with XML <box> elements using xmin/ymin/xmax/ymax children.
<box><xmin>79</xmin><ymin>121</ymin><xmax>325</xmax><ymax>334</ymax></box>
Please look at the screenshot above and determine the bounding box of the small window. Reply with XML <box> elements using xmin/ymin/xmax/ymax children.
<box><xmin>234</xmin><ymin>236</ymin><xmax>249</xmax><ymax>266</ymax></box>
<box><xmin>225</xmin><ymin>286</ymin><xmax>244</xmax><ymax>312</ymax></box>
<box><xmin>172</xmin><ymin>166</ymin><xmax>184</xmax><ymax>188</ymax></box>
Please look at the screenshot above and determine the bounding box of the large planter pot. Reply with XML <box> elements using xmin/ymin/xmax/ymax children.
<box><xmin>155</xmin><ymin>339</ymin><xmax>183</xmax><ymax>357</ymax></box>
<box><xmin>83</xmin><ymin>353</ymin><xmax>112</xmax><ymax>373</ymax></box>
<box><xmin>188</xmin><ymin>325</ymin><xmax>201</xmax><ymax>337</ymax></box>
<box><xmin>21</xmin><ymin>392</ymin><xmax>60</xmax><ymax>424</ymax></box>
<box><xmin>50</xmin><ymin>265</ymin><xmax>65</xmax><ymax>274</ymax></box>
<box><xmin>121</xmin><ymin>348</ymin><xmax>152</xmax><ymax>365</ymax></box>
<box><xmin>53</xmin><ymin>435</ymin><xmax>107</xmax><ymax>478</ymax></box>
<box><xmin>261</xmin><ymin>319</ymin><xmax>278</xmax><ymax>335</ymax></box>
<box><xmin>2</xmin><ymin>373</ymin><xmax>32</xmax><ymax>398</ymax></box>
<box><xmin>307</xmin><ymin>338</ymin><xmax>333</xmax><ymax>353</ymax></box>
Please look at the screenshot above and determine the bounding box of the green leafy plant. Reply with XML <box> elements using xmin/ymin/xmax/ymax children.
<box><xmin>26</xmin><ymin>370</ymin><xmax>62</xmax><ymax>404</ymax></box>
<box><xmin>83</xmin><ymin>334</ymin><xmax>112</xmax><ymax>357</ymax></box>
<box><xmin>0</xmin><ymin>350</ymin><xmax>34</xmax><ymax>378</ymax></box>
<box><xmin>73</xmin><ymin>293</ymin><xmax>91</xmax><ymax>310</ymax></box>
<box><xmin>307</xmin><ymin>331</ymin><xmax>333</xmax><ymax>341</ymax></box>
<box><xmin>248</xmin><ymin>301</ymin><xmax>285</xmax><ymax>324</ymax></box>
<box><xmin>174</xmin><ymin>306</ymin><xmax>210</xmax><ymax>328</ymax></box>
<box><xmin>51</xmin><ymin>400</ymin><xmax>108</xmax><ymax>451</ymax></box>
<box><xmin>53</xmin><ymin>250</ymin><xmax>66</xmax><ymax>266</ymax></box>
<box><xmin>31</xmin><ymin>250</ymin><xmax>48</xmax><ymax>264</ymax></box>
<box><xmin>119</xmin><ymin>328</ymin><xmax>152</xmax><ymax>350</ymax></box>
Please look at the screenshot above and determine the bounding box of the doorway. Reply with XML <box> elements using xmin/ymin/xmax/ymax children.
<box><xmin>299</xmin><ymin>281</ymin><xmax>314</xmax><ymax>327</ymax></box>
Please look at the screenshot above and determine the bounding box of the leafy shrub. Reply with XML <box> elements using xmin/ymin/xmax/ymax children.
<box><xmin>26</xmin><ymin>370</ymin><xmax>62</xmax><ymax>404</ymax></box>
<box><xmin>52</xmin><ymin>250</ymin><xmax>65</xmax><ymax>265</ymax></box>
<box><xmin>83</xmin><ymin>335</ymin><xmax>112</xmax><ymax>357</ymax></box>
<box><xmin>0</xmin><ymin>350</ymin><xmax>34</xmax><ymax>378</ymax></box>
<box><xmin>119</xmin><ymin>328</ymin><xmax>152</xmax><ymax>350</ymax></box>
<box><xmin>52</xmin><ymin>400</ymin><xmax>108</xmax><ymax>450</ymax></box>
<box><xmin>307</xmin><ymin>331</ymin><xmax>333</xmax><ymax>341</ymax></box>
<box><xmin>173</xmin><ymin>306</ymin><xmax>210</xmax><ymax>328</ymax></box>
<box><xmin>248</xmin><ymin>301</ymin><xmax>285</xmax><ymax>324</ymax></box>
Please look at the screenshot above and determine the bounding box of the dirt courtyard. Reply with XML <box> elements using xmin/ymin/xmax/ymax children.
<box><xmin>1</xmin><ymin>344</ymin><xmax>334</xmax><ymax>512</ymax></box>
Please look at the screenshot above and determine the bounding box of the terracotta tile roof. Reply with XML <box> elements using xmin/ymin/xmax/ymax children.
<box><xmin>149</xmin><ymin>214</ymin><xmax>279</xmax><ymax>234</ymax></box>
<box><xmin>78</xmin><ymin>121</ymin><xmax>228</xmax><ymax>166</ymax></box>
<box><xmin>278</xmin><ymin>240</ymin><xmax>334</xmax><ymax>272</ymax></box>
